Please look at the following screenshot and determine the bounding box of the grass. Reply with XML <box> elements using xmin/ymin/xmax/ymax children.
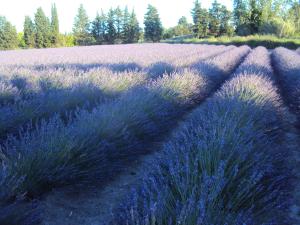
<box><xmin>164</xmin><ymin>35</ymin><xmax>300</xmax><ymax>49</ymax></box>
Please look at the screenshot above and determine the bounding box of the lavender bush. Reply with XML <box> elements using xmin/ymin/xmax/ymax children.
<box><xmin>0</xmin><ymin>81</ymin><xmax>20</xmax><ymax>105</ymax></box>
<box><xmin>0</xmin><ymin>46</ymin><xmax>249</xmax><ymax>201</ymax></box>
<box><xmin>111</xmin><ymin>47</ymin><xmax>293</xmax><ymax>225</ymax></box>
<box><xmin>0</xmin><ymin>45</ymin><xmax>230</xmax><ymax>139</ymax></box>
<box><xmin>272</xmin><ymin>47</ymin><xmax>300</xmax><ymax>126</ymax></box>
<box><xmin>0</xmin><ymin>69</ymin><xmax>148</xmax><ymax>138</ymax></box>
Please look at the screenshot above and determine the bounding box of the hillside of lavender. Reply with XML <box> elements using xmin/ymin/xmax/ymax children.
<box><xmin>0</xmin><ymin>43</ymin><xmax>299</xmax><ymax>225</ymax></box>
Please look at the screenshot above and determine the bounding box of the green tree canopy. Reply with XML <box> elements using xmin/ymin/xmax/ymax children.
<box><xmin>127</xmin><ymin>9</ymin><xmax>140</xmax><ymax>43</ymax></box>
<box><xmin>73</xmin><ymin>4</ymin><xmax>93</xmax><ymax>45</ymax></box>
<box><xmin>51</xmin><ymin>3</ymin><xmax>59</xmax><ymax>46</ymax></box>
<box><xmin>122</xmin><ymin>6</ymin><xmax>131</xmax><ymax>42</ymax></box>
<box><xmin>114</xmin><ymin>6</ymin><xmax>123</xmax><ymax>42</ymax></box>
<box><xmin>191</xmin><ymin>0</ymin><xmax>209</xmax><ymax>38</ymax></box>
<box><xmin>209</xmin><ymin>0</ymin><xmax>222</xmax><ymax>36</ymax></box>
<box><xmin>106</xmin><ymin>8</ymin><xmax>116</xmax><ymax>44</ymax></box>
<box><xmin>91</xmin><ymin>10</ymin><xmax>106</xmax><ymax>44</ymax></box>
<box><xmin>233</xmin><ymin>0</ymin><xmax>250</xmax><ymax>35</ymax></box>
<box><xmin>34</xmin><ymin>7</ymin><xmax>51</xmax><ymax>48</ymax></box>
<box><xmin>0</xmin><ymin>16</ymin><xmax>18</xmax><ymax>50</ymax></box>
<box><xmin>23</xmin><ymin>16</ymin><xmax>35</xmax><ymax>48</ymax></box>
<box><xmin>175</xmin><ymin>16</ymin><xmax>192</xmax><ymax>36</ymax></box>
<box><xmin>144</xmin><ymin>4</ymin><xmax>163</xmax><ymax>42</ymax></box>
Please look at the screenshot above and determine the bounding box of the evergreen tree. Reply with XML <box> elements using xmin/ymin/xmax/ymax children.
<box><xmin>106</xmin><ymin>8</ymin><xmax>116</xmax><ymax>44</ymax></box>
<box><xmin>219</xmin><ymin>6</ymin><xmax>233</xmax><ymax>35</ymax></box>
<box><xmin>91</xmin><ymin>10</ymin><xmax>106</xmax><ymax>44</ymax></box>
<box><xmin>51</xmin><ymin>3</ymin><xmax>59</xmax><ymax>46</ymax></box>
<box><xmin>73</xmin><ymin>4</ymin><xmax>93</xmax><ymax>45</ymax></box>
<box><xmin>34</xmin><ymin>7</ymin><xmax>51</xmax><ymax>48</ymax></box>
<box><xmin>122</xmin><ymin>6</ymin><xmax>131</xmax><ymax>42</ymax></box>
<box><xmin>233</xmin><ymin>0</ymin><xmax>250</xmax><ymax>35</ymax></box>
<box><xmin>0</xmin><ymin>16</ymin><xmax>18</xmax><ymax>50</ymax></box>
<box><xmin>127</xmin><ymin>9</ymin><xmax>140</xmax><ymax>43</ymax></box>
<box><xmin>249</xmin><ymin>0</ymin><xmax>262</xmax><ymax>34</ymax></box>
<box><xmin>191</xmin><ymin>0</ymin><xmax>209</xmax><ymax>38</ymax></box>
<box><xmin>144</xmin><ymin>4</ymin><xmax>163</xmax><ymax>42</ymax></box>
<box><xmin>114</xmin><ymin>6</ymin><xmax>123</xmax><ymax>42</ymax></box>
<box><xmin>23</xmin><ymin>16</ymin><xmax>35</xmax><ymax>48</ymax></box>
<box><xmin>209</xmin><ymin>0</ymin><xmax>222</xmax><ymax>36</ymax></box>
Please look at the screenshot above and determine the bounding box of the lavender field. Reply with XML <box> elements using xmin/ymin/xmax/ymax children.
<box><xmin>0</xmin><ymin>43</ymin><xmax>299</xmax><ymax>225</ymax></box>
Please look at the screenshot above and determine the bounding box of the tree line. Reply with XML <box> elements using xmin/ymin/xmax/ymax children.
<box><xmin>73</xmin><ymin>4</ymin><xmax>141</xmax><ymax>45</ymax></box>
<box><xmin>0</xmin><ymin>1</ymin><xmax>299</xmax><ymax>50</ymax></box>
<box><xmin>165</xmin><ymin>0</ymin><xmax>300</xmax><ymax>39</ymax></box>
<box><xmin>73</xmin><ymin>4</ymin><xmax>163</xmax><ymax>44</ymax></box>
<box><xmin>0</xmin><ymin>3</ymin><xmax>163</xmax><ymax>49</ymax></box>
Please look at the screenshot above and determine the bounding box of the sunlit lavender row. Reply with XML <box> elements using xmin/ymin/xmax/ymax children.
<box><xmin>0</xmin><ymin>45</ymin><xmax>231</xmax><ymax>140</ymax></box>
<box><xmin>0</xmin><ymin>45</ymin><xmax>249</xmax><ymax>224</ymax></box>
<box><xmin>111</xmin><ymin>47</ymin><xmax>294</xmax><ymax>224</ymax></box>
<box><xmin>0</xmin><ymin>43</ymin><xmax>298</xmax><ymax>225</ymax></box>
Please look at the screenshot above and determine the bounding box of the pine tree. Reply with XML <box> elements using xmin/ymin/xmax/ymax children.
<box><xmin>144</xmin><ymin>4</ymin><xmax>163</xmax><ymax>42</ymax></box>
<box><xmin>122</xmin><ymin>6</ymin><xmax>131</xmax><ymax>43</ymax></box>
<box><xmin>51</xmin><ymin>3</ymin><xmax>59</xmax><ymax>46</ymax></box>
<box><xmin>106</xmin><ymin>8</ymin><xmax>116</xmax><ymax>44</ymax></box>
<box><xmin>127</xmin><ymin>9</ymin><xmax>140</xmax><ymax>43</ymax></box>
<box><xmin>91</xmin><ymin>10</ymin><xmax>106</xmax><ymax>44</ymax></box>
<box><xmin>219</xmin><ymin>5</ymin><xmax>233</xmax><ymax>35</ymax></box>
<box><xmin>114</xmin><ymin>6</ymin><xmax>123</xmax><ymax>42</ymax></box>
<box><xmin>34</xmin><ymin>7</ymin><xmax>51</xmax><ymax>48</ymax></box>
<box><xmin>73</xmin><ymin>4</ymin><xmax>93</xmax><ymax>45</ymax></box>
<box><xmin>191</xmin><ymin>0</ymin><xmax>209</xmax><ymax>38</ymax></box>
<box><xmin>0</xmin><ymin>16</ymin><xmax>18</xmax><ymax>50</ymax></box>
<box><xmin>233</xmin><ymin>0</ymin><xmax>250</xmax><ymax>35</ymax></box>
<box><xmin>23</xmin><ymin>16</ymin><xmax>35</xmax><ymax>48</ymax></box>
<box><xmin>209</xmin><ymin>0</ymin><xmax>222</xmax><ymax>36</ymax></box>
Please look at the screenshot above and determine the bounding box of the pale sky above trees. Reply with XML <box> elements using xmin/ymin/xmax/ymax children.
<box><xmin>0</xmin><ymin>0</ymin><xmax>232</xmax><ymax>33</ymax></box>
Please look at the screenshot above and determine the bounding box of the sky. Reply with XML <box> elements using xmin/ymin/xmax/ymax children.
<box><xmin>0</xmin><ymin>0</ymin><xmax>232</xmax><ymax>33</ymax></box>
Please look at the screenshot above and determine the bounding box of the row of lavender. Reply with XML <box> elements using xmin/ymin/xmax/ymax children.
<box><xmin>110</xmin><ymin>47</ymin><xmax>296</xmax><ymax>224</ymax></box>
<box><xmin>0</xmin><ymin>45</ymin><xmax>249</xmax><ymax>224</ymax></box>
<box><xmin>0</xmin><ymin>45</ymin><xmax>230</xmax><ymax>139</ymax></box>
<box><xmin>272</xmin><ymin>47</ymin><xmax>300</xmax><ymax>126</ymax></box>
<box><xmin>0</xmin><ymin>44</ymin><xmax>225</xmax><ymax>105</ymax></box>
<box><xmin>272</xmin><ymin>48</ymin><xmax>300</xmax><ymax>223</ymax></box>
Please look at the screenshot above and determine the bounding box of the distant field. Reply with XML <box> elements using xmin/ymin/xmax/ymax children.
<box><xmin>0</xmin><ymin>44</ymin><xmax>299</xmax><ymax>225</ymax></box>
<box><xmin>164</xmin><ymin>35</ymin><xmax>300</xmax><ymax>49</ymax></box>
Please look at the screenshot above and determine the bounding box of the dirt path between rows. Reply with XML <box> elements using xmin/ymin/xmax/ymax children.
<box><xmin>40</xmin><ymin>152</ymin><xmax>158</xmax><ymax>225</ymax></box>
